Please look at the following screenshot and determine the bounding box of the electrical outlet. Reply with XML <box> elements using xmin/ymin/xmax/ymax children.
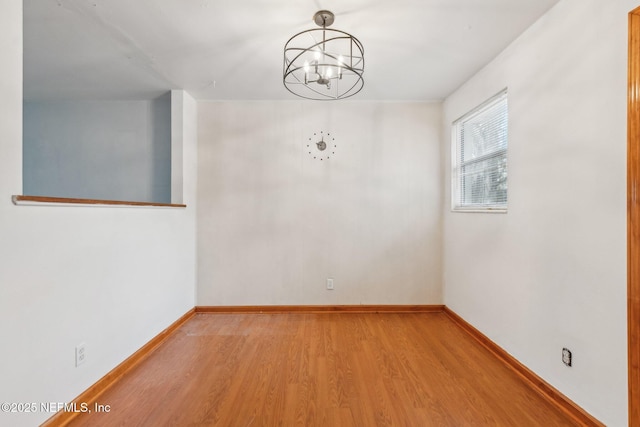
<box><xmin>562</xmin><ymin>348</ymin><xmax>572</xmax><ymax>367</ymax></box>
<box><xmin>326</xmin><ymin>278</ymin><xmax>334</xmax><ymax>290</ymax></box>
<box><xmin>76</xmin><ymin>343</ymin><xmax>86</xmax><ymax>367</ymax></box>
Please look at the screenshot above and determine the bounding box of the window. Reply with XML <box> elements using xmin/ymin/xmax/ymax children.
<box><xmin>452</xmin><ymin>90</ymin><xmax>508</xmax><ymax>212</ymax></box>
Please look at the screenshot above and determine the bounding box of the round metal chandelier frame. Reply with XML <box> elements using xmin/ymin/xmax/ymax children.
<box><xmin>283</xmin><ymin>11</ymin><xmax>364</xmax><ymax>100</ymax></box>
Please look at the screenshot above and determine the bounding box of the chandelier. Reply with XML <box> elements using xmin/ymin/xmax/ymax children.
<box><xmin>283</xmin><ymin>10</ymin><xmax>364</xmax><ymax>100</ymax></box>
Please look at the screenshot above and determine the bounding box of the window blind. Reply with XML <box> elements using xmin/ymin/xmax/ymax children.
<box><xmin>453</xmin><ymin>90</ymin><xmax>508</xmax><ymax>211</ymax></box>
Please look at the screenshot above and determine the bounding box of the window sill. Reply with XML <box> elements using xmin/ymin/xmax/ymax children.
<box><xmin>12</xmin><ymin>195</ymin><xmax>186</xmax><ymax>209</ymax></box>
<box><xmin>451</xmin><ymin>207</ymin><xmax>507</xmax><ymax>214</ymax></box>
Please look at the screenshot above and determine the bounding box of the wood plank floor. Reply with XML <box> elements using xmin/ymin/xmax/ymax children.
<box><xmin>68</xmin><ymin>312</ymin><xmax>580</xmax><ymax>426</ymax></box>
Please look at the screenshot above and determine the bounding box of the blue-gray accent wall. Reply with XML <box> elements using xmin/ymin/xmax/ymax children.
<box><xmin>23</xmin><ymin>93</ymin><xmax>171</xmax><ymax>203</ymax></box>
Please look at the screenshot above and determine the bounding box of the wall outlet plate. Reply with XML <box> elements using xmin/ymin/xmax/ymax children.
<box><xmin>562</xmin><ymin>348</ymin><xmax>572</xmax><ymax>367</ymax></box>
<box><xmin>76</xmin><ymin>343</ymin><xmax>86</xmax><ymax>367</ymax></box>
<box><xmin>326</xmin><ymin>278</ymin><xmax>334</xmax><ymax>290</ymax></box>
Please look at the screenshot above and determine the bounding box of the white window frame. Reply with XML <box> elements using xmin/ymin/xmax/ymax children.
<box><xmin>451</xmin><ymin>89</ymin><xmax>508</xmax><ymax>213</ymax></box>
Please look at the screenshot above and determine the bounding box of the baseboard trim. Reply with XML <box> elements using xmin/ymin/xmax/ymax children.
<box><xmin>443</xmin><ymin>307</ymin><xmax>604</xmax><ymax>427</ymax></box>
<box><xmin>40</xmin><ymin>308</ymin><xmax>195</xmax><ymax>427</ymax></box>
<box><xmin>195</xmin><ymin>304</ymin><xmax>445</xmax><ymax>314</ymax></box>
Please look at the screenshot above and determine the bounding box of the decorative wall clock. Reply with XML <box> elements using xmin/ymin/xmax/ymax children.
<box><xmin>306</xmin><ymin>131</ymin><xmax>336</xmax><ymax>161</ymax></box>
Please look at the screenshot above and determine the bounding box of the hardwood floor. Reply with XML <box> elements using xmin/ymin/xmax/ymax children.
<box><xmin>68</xmin><ymin>313</ymin><xmax>581</xmax><ymax>426</ymax></box>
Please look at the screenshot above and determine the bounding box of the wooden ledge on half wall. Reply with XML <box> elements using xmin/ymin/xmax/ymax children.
<box><xmin>12</xmin><ymin>195</ymin><xmax>187</xmax><ymax>208</ymax></box>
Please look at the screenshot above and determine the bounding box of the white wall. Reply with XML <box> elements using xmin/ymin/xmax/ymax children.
<box><xmin>0</xmin><ymin>2</ymin><xmax>197</xmax><ymax>425</ymax></box>
<box><xmin>442</xmin><ymin>0</ymin><xmax>634</xmax><ymax>425</ymax></box>
<box><xmin>23</xmin><ymin>96</ymin><xmax>171</xmax><ymax>203</ymax></box>
<box><xmin>198</xmin><ymin>101</ymin><xmax>442</xmax><ymax>306</ymax></box>
<box><xmin>1</xmin><ymin>0</ymin><xmax>630</xmax><ymax>424</ymax></box>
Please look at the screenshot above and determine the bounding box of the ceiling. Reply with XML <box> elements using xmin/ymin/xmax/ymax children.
<box><xmin>23</xmin><ymin>0</ymin><xmax>560</xmax><ymax>101</ymax></box>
